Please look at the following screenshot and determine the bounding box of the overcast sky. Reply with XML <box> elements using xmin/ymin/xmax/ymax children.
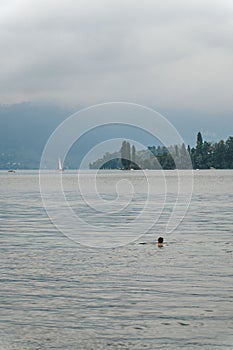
<box><xmin>0</xmin><ymin>0</ymin><xmax>233</xmax><ymax>115</ymax></box>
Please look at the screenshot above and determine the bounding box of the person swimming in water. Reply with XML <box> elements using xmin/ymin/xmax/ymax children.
<box><xmin>157</xmin><ymin>236</ymin><xmax>164</xmax><ymax>247</ymax></box>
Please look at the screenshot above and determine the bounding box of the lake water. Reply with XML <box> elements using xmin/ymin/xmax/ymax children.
<box><xmin>0</xmin><ymin>170</ymin><xmax>232</xmax><ymax>349</ymax></box>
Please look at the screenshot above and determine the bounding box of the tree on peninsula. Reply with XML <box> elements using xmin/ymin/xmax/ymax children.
<box><xmin>120</xmin><ymin>141</ymin><xmax>131</xmax><ymax>170</ymax></box>
<box><xmin>89</xmin><ymin>133</ymin><xmax>233</xmax><ymax>170</ymax></box>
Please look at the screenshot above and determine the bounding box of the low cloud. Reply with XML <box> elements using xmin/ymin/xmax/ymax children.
<box><xmin>0</xmin><ymin>0</ymin><xmax>233</xmax><ymax>113</ymax></box>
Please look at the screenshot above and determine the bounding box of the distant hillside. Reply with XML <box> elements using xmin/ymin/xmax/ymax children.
<box><xmin>0</xmin><ymin>103</ymin><xmax>163</xmax><ymax>169</ymax></box>
<box><xmin>0</xmin><ymin>103</ymin><xmax>72</xmax><ymax>169</ymax></box>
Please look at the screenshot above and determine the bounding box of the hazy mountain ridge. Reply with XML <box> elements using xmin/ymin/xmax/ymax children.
<box><xmin>0</xmin><ymin>103</ymin><xmax>231</xmax><ymax>169</ymax></box>
<box><xmin>0</xmin><ymin>103</ymin><xmax>73</xmax><ymax>169</ymax></box>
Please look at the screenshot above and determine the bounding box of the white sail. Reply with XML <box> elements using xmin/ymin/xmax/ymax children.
<box><xmin>58</xmin><ymin>158</ymin><xmax>63</xmax><ymax>171</ymax></box>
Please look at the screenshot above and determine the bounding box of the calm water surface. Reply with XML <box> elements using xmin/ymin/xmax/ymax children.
<box><xmin>0</xmin><ymin>170</ymin><xmax>232</xmax><ymax>349</ymax></box>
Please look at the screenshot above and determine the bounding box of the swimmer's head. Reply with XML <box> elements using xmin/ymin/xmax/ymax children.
<box><xmin>158</xmin><ymin>237</ymin><xmax>163</xmax><ymax>244</ymax></box>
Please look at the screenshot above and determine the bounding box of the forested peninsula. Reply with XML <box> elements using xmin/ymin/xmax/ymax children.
<box><xmin>89</xmin><ymin>132</ymin><xmax>233</xmax><ymax>170</ymax></box>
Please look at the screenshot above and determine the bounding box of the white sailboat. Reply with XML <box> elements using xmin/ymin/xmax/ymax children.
<box><xmin>58</xmin><ymin>158</ymin><xmax>63</xmax><ymax>171</ymax></box>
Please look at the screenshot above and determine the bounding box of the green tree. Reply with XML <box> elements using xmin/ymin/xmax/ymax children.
<box><xmin>194</xmin><ymin>131</ymin><xmax>204</xmax><ymax>169</ymax></box>
<box><xmin>132</xmin><ymin>145</ymin><xmax>136</xmax><ymax>164</ymax></box>
<box><xmin>212</xmin><ymin>140</ymin><xmax>227</xmax><ymax>169</ymax></box>
<box><xmin>202</xmin><ymin>141</ymin><xmax>212</xmax><ymax>169</ymax></box>
<box><xmin>131</xmin><ymin>145</ymin><xmax>140</xmax><ymax>169</ymax></box>
<box><xmin>179</xmin><ymin>143</ymin><xmax>192</xmax><ymax>169</ymax></box>
<box><xmin>225</xmin><ymin>137</ymin><xmax>233</xmax><ymax>168</ymax></box>
<box><xmin>197</xmin><ymin>131</ymin><xmax>203</xmax><ymax>146</ymax></box>
<box><xmin>120</xmin><ymin>140</ymin><xmax>131</xmax><ymax>169</ymax></box>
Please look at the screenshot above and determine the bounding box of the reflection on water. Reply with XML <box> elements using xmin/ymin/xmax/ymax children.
<box><xmin>0</xmin><ymin>170</ymin><xmax>232</xmax><ymax>349</ymax></box>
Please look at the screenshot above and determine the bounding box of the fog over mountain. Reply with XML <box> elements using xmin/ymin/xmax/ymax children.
<box><xmin>0</xmin><ymin>102</ymin><xmax>232</xmax><ymax>169</ymax></box>
<box><xmin>0</xmin><ymin>1</ymin><xmax>232</xmax><ymax>168</ymax></box>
